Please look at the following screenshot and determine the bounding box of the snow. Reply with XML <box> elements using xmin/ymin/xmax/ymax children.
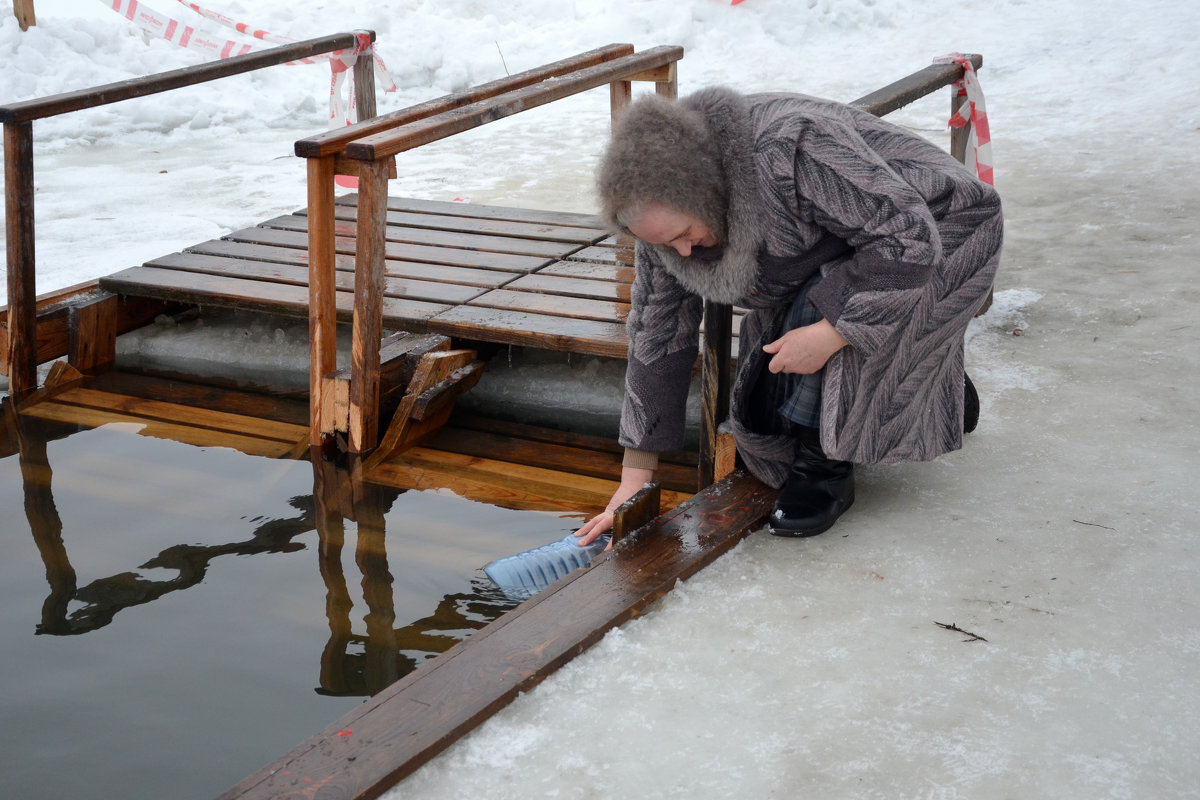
<box><xmin>3</xmin><ymin>0</ymin><xmax>1200</xmax><ymax>797</ymax></box>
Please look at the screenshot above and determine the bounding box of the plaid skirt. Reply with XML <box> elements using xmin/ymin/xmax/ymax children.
<box><xmin>752</xmin><ymin>273</ymin><xmax>824</xmax><ymax>432</ymax></box>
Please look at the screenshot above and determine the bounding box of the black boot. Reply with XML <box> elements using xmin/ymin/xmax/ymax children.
<box><xmin>769</xmin><ymin>426</ymin><xmax>855</xmax><ymax>537</ymax></box>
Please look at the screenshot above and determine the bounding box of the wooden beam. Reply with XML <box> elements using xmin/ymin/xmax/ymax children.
<box><xmin>5</xmin><ymin>121</ymin><xmax>37</xmax><ymax>398</ymax></box>
<box><xmin>295</xmin><ymin>44</ymin><xmax>635</xmax><ymax>158</ymax></box>
<box><xmin>849</xmin><ymin>54</ymin><xmax>982</xmax><ymax>118</ymax></box>
<box><xmin>67</xmin><ymin>292</ymin><xmax>117</xmax><ymax>375</ymax></box>
<box><xmin>612</xmin><ymin>480</ymin><xmax>660</xmax><ymax>543</ymax></box>
<box><xmin>14</xmin><ymin>0</ymin><xmax>35</xmax><ymax>31</ymax></box>
<box><xmin>347</xmin><ymin>160</ymin><xmax>391</xmax><ymax>452</ymax></box>
<box><xmin>698</xmin><ymin>300</ymin><xmax>733</xmax><ymax>489</ymax></box>
<box><xmin>217</xmin><ymin>469</ymin><xmax>774</xmax><ymax>800</ymax></box>
<box><xmin>307</xmin><ymin>155</ymin><xmax>338</xmax><ymax>446</ymax></box>
<box><xmin>343</xmin><ymin>46</ymin><xmax>684</xmax><ymax>162</ymax></box>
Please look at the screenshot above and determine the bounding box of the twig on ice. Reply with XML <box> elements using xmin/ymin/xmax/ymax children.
<box><xmin>935</xmin><ymin>621</ymin><xmax>988</xmax><ymax>643</ymax></box>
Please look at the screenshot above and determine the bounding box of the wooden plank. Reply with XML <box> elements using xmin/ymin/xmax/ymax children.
<box><xmin>612</xmin><ymin>480</ymin><xmax>660</xmax><ymax>543</ymax></box>
<box><xmin>505</xmin><ymin>272</ymin><xmax>632</xmax><ymax>301</ymax></box>
<box><xmin>86</xmin><ymin>370</ymin><xmax>310</xmax><ymax>426</ymax></box>
<box><xmin>99</xmin><ymin>266</ymin><xmax>449</xmax><ymax>330</ymax></box>
<box><xmin>296</xmin><ymin>44</ymin><xmax>635</xmax><ymax>158</ymax></box>
<box><xmin>365</xmin><ymin>196</ymin><xmax>606</xmax><ymax>230</ymax></box>
<box><xmin>5</xmin><ymin>120</ymin><xmax>37</xmax><ymax>396</ymax></box>
<box><xmin>222</xmin><ymin>225</ymin><xmax>549</xmax><ymax>273</ymax></box>
<box><xmin>218</xmin><ymin>469</ymin><xmax>772</xmax><ymax>800</ymax></box>
<box><xmin>343</xmin><ymin>46</ymin><xmax>684</xmax><ymax>161</ymax></box>
<box><xmin>321</xmin><ymin>204</ymin><xmax>604</xmax><ymax>245</ymax></box>
<box><xmin>21</xmin><ymin>401</ymin><xmax>302</xmax><ymax>458</ymax></box>
<box><xmin>144</xmin><ymin>251</ymin><xmax>485</xmax><ymax>305</ymax></box>
<box><xmin>0</xmin><ymin>32</ymin><xmax>367</xmax><ymax>124</ymax></box>
<box><xmin>369</xmin><ymin>349</ymin><xmax>477</xmax><ymax>464</ymax></box>
<box><xmin>186</xmin><ymin>239</ymin><xmax>521</xmax><ymax>288</ymax></box>
<box><xmin>260</xmin><ymin>213</ymin><xmax>579</xmax><ymax>260</ymax></box>
<box><xmin>466</xmin><ymin>288</ymin><xmax>629</xmax><ymax>324</ymax></box>
<box><xmin>564</xmin><ymin>245</ymin><xmax>628</xmax><ymax>265</ymax></box>
<box><xmin>428</xmin><ymin>305</ymin><xmax>628</xmax><ymax>359</ymax></box>
<box><xmin>426</xmin><ymin>424</ymin><xmax>698</xmax><ymax>495</ymax></box>
<box><xmin>67</xmin><ymin>292</ymin><xmax>117</xmax><ymax>374</ymax></box>
<box><xmin>51</xmin><ymin>386</ymin><xmax>307</xmax><ymax>443</ymax></box>
<box><xmin>538</xmin><ymin>260</ymin><xmax>633</xmax><ymax>283</ymax></box>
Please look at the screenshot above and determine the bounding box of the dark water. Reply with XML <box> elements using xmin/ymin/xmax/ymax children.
<box><xmin>0</xmin><ymin>409</ymin><xmax>580</xmax><ymax>800</ymax></box>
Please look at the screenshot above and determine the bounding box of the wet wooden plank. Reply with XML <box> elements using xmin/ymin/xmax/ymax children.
<box><xmin>320</xmin><ymin>204</ymin><xmax>603</xmax><ymax>245</ymax></box>
<box><xmin>218</xmin><ymin>469</ymin><xmax>772</xmax><ymax>800</ymax></box>
<box><xmin>223</xmin><ymin>225</ymin><xmax>549</xmax><ymax>273</ymax></box>
<box><xmin>427</xmin><ymin>424</ymin><xmax>697</xmax><ymax>494</ymax></box>
<box><xmin>539</xmin><ymin>260</ymin><xmax>634</xmax><ymax>283</ymax></box>
<box><xmin>466</xmin><ymin>288</ymin><xmax>628</xmax><ymax>324</ymax></box>
<box><xmin>87</xmin><ymin>370</ymin><xmax>310</xmax><ymax>426</ymax></box>
<box><xmin>144</xmin><ymin>251</ymin><xmax>485</xmax><ymax>305</ymax></box>
<box><xmin>50</xmin><ymin>386</ymin><xmax>307</xmax><ymax>443</ymax></box>
<box><xmin>259</xmin><ymin>214</ymin><xmax>579</xmax><ymax>259</ymax></box>
<box><xmin>100</xmin><ymin>266</ymin><xmax>449</xmax><ymax>330</ymax></box>
<box><xmin>187</xmin><ymin>239</ymin><xmax>521</xmax><ymax>288</ymax></box>
<box><xmin>21</xmin><ymin>401</ymin><xmax>304</xmax><ymax>458</ymax></box>
<box><xmin>428</xmin><ymin>305</ymin><xmax>628</xmax><ymax>359</ymax></box>
<box><xmin>505</xmin><ymin>272</ymin><xmax>632</xmax><ymax>302</ymax></box>
<box><xmin>564</xmin><ymin>244</ymin><xmax>629</xmax><ymax>265</ymax></box>
<box><xmin>368</xmin><ymin>195</ymin><xmax>606</xmax><ymax>230</ymax></box>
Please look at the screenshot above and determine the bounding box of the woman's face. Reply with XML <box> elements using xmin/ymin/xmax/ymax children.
<box><xmin>627</xmin><ymin>204</ymin><xmax>718</xmax><ymax>257</ymax></box>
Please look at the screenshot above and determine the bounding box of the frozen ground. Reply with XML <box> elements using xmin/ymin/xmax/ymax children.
<box><xmin>3</xmin><ymin>0</ymin><xmax>1199</xmax><ymax>797</ymax></box>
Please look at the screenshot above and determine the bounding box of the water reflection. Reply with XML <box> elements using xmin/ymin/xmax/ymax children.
<box><xmin>7</xmin><ymin>401</ymin><xmax>523</xmax><ymax>697</ymax></box>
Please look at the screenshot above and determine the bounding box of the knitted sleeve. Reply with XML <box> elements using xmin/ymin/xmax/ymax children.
<box><xmin>617</xmin><ymin>242</ymin><xmax>703</xmax><ymax>454</ymax></box>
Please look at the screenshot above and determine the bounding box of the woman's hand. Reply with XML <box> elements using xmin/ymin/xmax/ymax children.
<box><xmin>762</xmin><ymin>318</ymin><xmax>848</xmax><ymax>374</ymax></box>
<box><xmin>573</xmin><ymin>466</ymin><xmax>656</xmax><ymax>548</ymax></box>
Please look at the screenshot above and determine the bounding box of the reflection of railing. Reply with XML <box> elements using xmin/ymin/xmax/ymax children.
<box><xmin>1</xmin><ymin>31</ymin><xmax>378</xmax><ymax>399</ymax></box>
<box><xmin>8</xmin><ymin>409</ymin><xmax>515</xmax><ymax>695</ymax></box>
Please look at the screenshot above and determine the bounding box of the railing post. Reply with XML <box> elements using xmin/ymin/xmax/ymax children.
<box><xmin>698</xmin><ymin>300</ymin><xmax>732</xmax><ymax>489</ymax></box>
<box><xmin>351</xmin><ymin>40</ymin><xmax>378</xmax><ymax>123</ymax></box>
<box><xmin>347</xmin><ymin>158</ymin><xmax>389</xmax><ymax>452</ymax></box>
<box><xmin>14</xmin><ymin>0</ymin><xmax>35</xmax><ymax>31</ymax></box>
<box><xmin>307</xmin><ymin>154</ymin><xmax>339</xmax><ymax>447</ymax></box>
<box><xmin>950</xmin><ymin>88</ymin><xmax>970</xmax><ymax>164</ymax></box>
<box><xmin>5</xmin><ymin>121</ymin><xmax>38</xmax><ymax>399</ymax></box>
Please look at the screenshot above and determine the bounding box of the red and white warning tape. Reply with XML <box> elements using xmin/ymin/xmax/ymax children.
<box><xmin>99</xmin><ymin>0</ymin><xmax>397</xmax><ymax>124</ymax></box>
<box><xmin>935</xmin><ymin>53</ymin><xmax>993</xmax><ymax>186</ymax></box>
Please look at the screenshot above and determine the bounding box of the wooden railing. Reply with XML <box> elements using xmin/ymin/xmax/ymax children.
<box><xmin>1</xmin><ymin>31</ymin><xmax>379</xmax><ymax>399</ymax></box>
<box><xmin>296</xmin><ymin>44</ymin><xmax>684</xmax><ymax>454</ymax></box>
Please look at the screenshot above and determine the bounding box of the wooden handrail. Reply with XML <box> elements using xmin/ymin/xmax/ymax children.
<box><xmin>0</xmin><ymin>31</ymin><xmax>372</xmax><ymax>124</ymax></box>
<box><xmin>294</xmin><ymin>43</ymin><xmax>635</xmax><ymax>159</ymax></box>
<box><xmin>342</xmin><ymin>45</ymin><xmax>685</xmax><ymax>162</ymax></box>
<box><xmin>850</xmin><ymin>54</ymin><xmax>982</xmax><ymax>116</ymax></box>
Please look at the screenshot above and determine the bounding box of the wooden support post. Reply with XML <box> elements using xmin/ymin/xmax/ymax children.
<box><xmin>698</xmin><ymin>299</ymin><xmax>732</xmax><ymax>490</ymax></box>
<box><xmin>67</xmin><ymin>293</ymin><xmax>117</xmax><ymax>374</ymax></box>
<box><xmin>612</xmin><ymin>480</ymin><xmax>660</xmax><ymax>544</ymax></box>
<box><xmin>609</xmin><ymin>79</ymin><xmax>633</xmax><ymax>124</ymax></box>
<box><xmin>654</xmin><ymin>62</ymin><xmax>678</xmax><ymax>99</ymax></box>
<box><xmin>949</xmin><ymin>88</ymin><xmax>970</xmax><ymax>164</ymax></box>
<box><xmin>307</xmin><ymin>155</ymin><xmax>339</xmax><ymax>446</ymax></box>
<box><xmin>14</xmin><ymin>0</ymin><xmax>35</xmax><ymax>31</ymax></box>
<box><xmin>347</xmin><ymin>159</ymin><xmax>390</xmax><ymax>453</ymax></box>
<box><xmin>5</xmin><ymin>122</ymin><xmax>37</xmax><ymax>399</ymax></box>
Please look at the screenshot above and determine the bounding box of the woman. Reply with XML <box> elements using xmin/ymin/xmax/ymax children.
<box><xmin>574</xmin><ymin>86</ymin><xmax>1003</xmax><ymax>544</ymax></box>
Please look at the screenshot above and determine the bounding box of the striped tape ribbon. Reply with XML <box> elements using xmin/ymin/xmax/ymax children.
<box><xmin>100</xmin><ymin>0</ymin><xmax>397</xmax><ymax>124</ymax></box>
<box><xmin>935</xmin><ymin>53</ymin><xmax>994</xmax><ymax>186</ymax></box>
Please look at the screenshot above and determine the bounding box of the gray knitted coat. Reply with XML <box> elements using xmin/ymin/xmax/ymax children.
<box><xmin>604</xmin><ymin>87</ymin><xmax>1004</xmax><ymax>488</ymax></box>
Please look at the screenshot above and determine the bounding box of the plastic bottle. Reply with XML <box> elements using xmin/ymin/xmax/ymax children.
<box><xmin>483</xmin><ymin>531</ymin><xmax>611</xmax><ymax>601</ymax></box>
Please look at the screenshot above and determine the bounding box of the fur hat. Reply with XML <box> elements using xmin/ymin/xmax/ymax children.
<box><xmin>596</xmin><ymin>94</ymin><xmax>728</xmax><ymax>241</ymax></box>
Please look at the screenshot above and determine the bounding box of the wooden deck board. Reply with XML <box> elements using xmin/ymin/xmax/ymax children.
<box><xmin>218</xmin><ymin>470</ymin><xmax>773</xmax><ymax>800</ymax></box>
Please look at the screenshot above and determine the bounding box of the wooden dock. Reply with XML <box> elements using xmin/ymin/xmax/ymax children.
<box><xmin>2</xmin><ymin>37</ymin><xmax>986</xmax><ymax>799</ymax></box>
